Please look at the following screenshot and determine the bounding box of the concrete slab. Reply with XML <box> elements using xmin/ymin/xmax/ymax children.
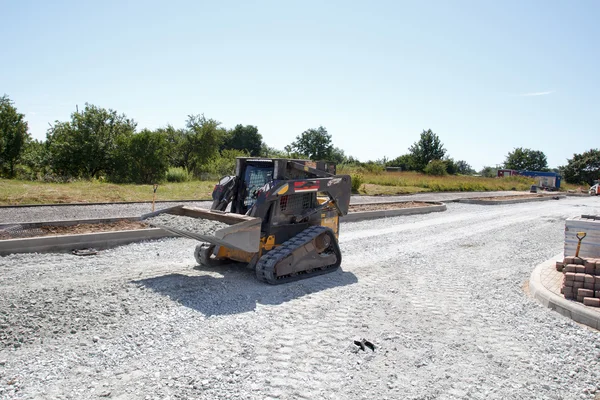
<box><xmin>529</xmin><ymin>253</ymin><xmax>600</xmax><ymax>330</ymax></box>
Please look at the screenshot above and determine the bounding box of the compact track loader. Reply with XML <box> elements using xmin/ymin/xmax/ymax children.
<box><xmin>145</xmin><ymin>158</ymin><xmax>352</xmax><ymax>284</ymax></box>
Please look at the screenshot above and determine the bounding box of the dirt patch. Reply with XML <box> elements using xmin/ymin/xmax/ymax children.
<box><xmin>349</xmin><ymin>201</ymin><xmax>433</xmax><ymax>212</ymax></box>
<box><xmin>0</xmin><ymin>220</ymin><xmax>148</xmax><ymax>240</ymax></box>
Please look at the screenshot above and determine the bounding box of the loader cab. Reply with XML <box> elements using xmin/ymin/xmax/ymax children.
<box><xmin>240</xmin><ymin>161</ymin><xmax>274</xmax><ymax>212</ymax></box>
<box><xmin>228</xmin><ymin>157</ymin><xmax>337</xmax><ymax>215</ymax></box>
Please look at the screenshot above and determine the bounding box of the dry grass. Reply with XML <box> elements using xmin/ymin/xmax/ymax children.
<box><xmin>360</xmin><ymin>184</ymin><xmax>431</xmax><ymax>195</ymax></box>
<box><xmin>353</xmin><ymin>171</ymin><xmax>537</xmax><ymax>193</ymax></box>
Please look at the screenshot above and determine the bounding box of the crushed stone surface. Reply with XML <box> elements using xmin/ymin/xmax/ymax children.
<box><xmin>0</xmin><ymin>192</ymin><xmax>531</xmax><ymax>224</ymax></box>
<box><xmin>0</xmin><ymin>198</ymin><xmax>599</xmax><ymax>399</ymax></box>
<box><xmin>145</xmin><ymin>214</ymin><xmax>229</xmax><ymax>235</ymax></box>
<box><xmin>0</xmin><ymin>201</ymin><xmax>213</xmax><ymax>224</ymax></box>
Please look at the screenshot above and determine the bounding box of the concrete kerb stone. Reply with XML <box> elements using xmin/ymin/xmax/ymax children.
<box><xmin>529</xmin><ymin>253</ymin><xmax>600</xmax><ymax>330</ymax></box>
<box><xmin>459</xmin><ymin>195</ymin><xmax>566</xmax><ymax>205</ymax></box>
<box><xmin>343</xmin><ymin>201</ymin><xmax>446</xmax><ymax>222</ymax></box>
<box><xmin>0</xmin><ymin>228</ymin><xmax>179</xmax><ymax>256</ymax></box>
<box><xmin>0</xmin><ymin>201</ymin><xmax>447</xmax><ymax>255</ymax></box>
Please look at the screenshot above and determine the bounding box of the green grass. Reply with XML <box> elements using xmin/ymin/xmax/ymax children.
<box><xmin>0</xmin><ymin>179</ymin><xmax>215</xmax><ymax>205</ymax></box>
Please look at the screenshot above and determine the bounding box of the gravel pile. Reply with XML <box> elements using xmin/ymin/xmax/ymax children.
<box><xmin>145</xmin><ymin>214</ymin><xmax>229</xmax><ymax>235</ymax></box>
<box><xmin>0</xmin><ymin>198</ymin><xmax>599</xmax><ymax>399</ymax></box>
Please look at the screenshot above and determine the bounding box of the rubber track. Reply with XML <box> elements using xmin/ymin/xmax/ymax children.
<box><xmin>255</xmin><ymin>226</ymin><xmax>340</xmax><ymax>284</ymax></box>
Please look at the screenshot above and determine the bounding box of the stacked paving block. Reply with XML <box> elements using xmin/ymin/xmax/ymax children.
<box><xmin>557</xmin><ymin>256</ymin><xmax>600</xmax><ymax>307</ymax></box>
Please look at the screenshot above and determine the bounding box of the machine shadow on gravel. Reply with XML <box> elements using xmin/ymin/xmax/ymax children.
<box><xmin>133</xmin><ymin>266</ymin><xmax>358</xmax><ymax>316</ymax></box>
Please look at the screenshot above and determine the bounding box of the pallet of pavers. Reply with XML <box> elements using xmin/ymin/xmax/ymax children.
<box><xmin>556</xmin><ymin>256</ymin><xmax>600</xmax><ymax>307</ymax></box>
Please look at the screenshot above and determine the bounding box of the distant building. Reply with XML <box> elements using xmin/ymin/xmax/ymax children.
<box><xmin>497</xmin><ymin>169</ymin><xmax>561</xmax><ymax>189</ymax></box>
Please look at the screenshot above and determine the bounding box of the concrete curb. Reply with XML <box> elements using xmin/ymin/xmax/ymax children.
<box><xmin>343</xmin><ymin>202</ymin><xmax>446</xmax><ymax>222</ymax></box>
<box><xmin>0</xmin><ymin>201</ymin><xmax>447</xmax><ymax>255</ymax></box>
<box><xmin>459</xmin><ymin>195</ymin><xmax>566</xmax><ymax>205</ymax></box>
<box><xmin>0</xmin><ymin>228</ymin><xmax>178</xmax><ymax>256</ymax></box>
<box><xmin>529</xmin><ymin>253</ymin><xmax>600</xmax><ymax>330</ymax></box>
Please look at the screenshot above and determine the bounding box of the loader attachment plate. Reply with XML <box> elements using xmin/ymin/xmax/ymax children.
<box><xmin>142</xmin><ymin>205</ymin><xmax>262</xmax><ymax>253</ymax></box>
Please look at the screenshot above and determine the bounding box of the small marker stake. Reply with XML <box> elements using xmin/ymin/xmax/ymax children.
<box><xmin>152</xmin><ymin>184</ymin><xmax>159</xmax><ymax>212</ymax></box>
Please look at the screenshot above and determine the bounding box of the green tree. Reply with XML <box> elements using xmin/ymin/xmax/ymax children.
<box><xmin>424</xmin><ymin>160</ymin><xmax>448</xmax><ymax>176</ymax></box>
<box><xmin>290</xmin><ymin>126</ymin><xmax>333</xmax><ymax>160</ymax></box>
<box><xmin>443</xmin><ymin>157</ymin><xmax>458</xmax><ymax>175</ymax></box>
<box><xmin>329</xmin><ymin>147</ymin><xmax>346</xmax><ymax>164</ymax></box>
<box><xmin>455</xmin><ymin>160</ymin><xmax>475</xmax><ymax>175</ymax></box>
<box><xmin>387</xmin><ymin>154</ymin><xmax>416</xmax><ymax>171</ymax></box>
<box><xmin>179</xmin><ymin>114</ymin><xmax>226</xmax><ymax>176</ymax></box>
<box><xmin>345</xmin><ymin>155</ymin><xmax>360</xmax><ymax>165</ymax></box>
<box><xmin>156</xmin><ymin>124</ymin><xmax>187</xmax><ymax>168</ymax></box>
<box><xmin>0</xmin><ymin>95</ymin><xmax>30</xmax><ymax>177</ymax></box>
<box><xmin>561</xmin><ymin>149</ymin><xmax>600</xmax><ymax>185</ymax></box>
<box><xmin>479</xmin><ymin>166</ymin><xmax>497</xmax><ymax>178</ymax></box>
<box><xmin>20</xmin><ymin>139</ymin><xmax>50</xmax><ymax>179</ymax></box>
<box><xmin>201</xmin><ymin>149</ymin><xmax>249</xmax><ymax>177</ymax></box>
<box><xmin>408</xmin><ymin>129</ymin><xmax>446</xmax><ymax>171</ymax></box>
<box><xmin>109</xmin><ymin>129</ymin><xmax>170</xmax><ymax>183</ymax></box>
<box><xmin>223</xmin><ymin>124</ymin><xmax>263</xmax><ymax>156</ymax></box>
<box><xmin>46</xmin><ymin>104</ymin><xmax>136</xmax><ymax>179</ymax></box>
<box><xmin>261</xmin><ymin>144</ymin><xmax>287</xmax><ymax>158</ymax></box>
<box><xmin>504</xmin><ymin>147</ymin><xmax>548</xmax><ymax>171</ymax></box>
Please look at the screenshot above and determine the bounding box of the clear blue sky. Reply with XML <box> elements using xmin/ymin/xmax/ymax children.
<box><xmin>2</xmin><ymin>0</ymin><xmax>598</xmax><ymax>170</ymax></box>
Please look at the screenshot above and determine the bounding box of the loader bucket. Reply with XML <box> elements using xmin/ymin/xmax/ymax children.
<box><xmin>141</xmin><ymin>205</ymin><xmax>262</xmax><ymax>253</ymax></box>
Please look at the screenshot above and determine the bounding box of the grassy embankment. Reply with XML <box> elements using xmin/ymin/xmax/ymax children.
<box><xmin>353</xmin><ymin>171</ymin><xmax>536</xmax><ymax>195</ymax></box>
<box><xmin>0</xmin><ymin>173</ymin><xmax>580</xmax><ymax>205</ymax></box>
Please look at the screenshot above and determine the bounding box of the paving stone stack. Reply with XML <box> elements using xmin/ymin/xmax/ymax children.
<box><xmin>556</xmin><ymin>256</ymin><xmax>600</xmax><ymax>307</ymax></box>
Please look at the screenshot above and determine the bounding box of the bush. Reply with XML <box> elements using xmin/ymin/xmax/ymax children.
<box><xmin>196</xmin><ymin>149</ymin><xmax>248</xmax><ymax>178</ymax></box>
<box><xmin>166</xmin><ymin>167</ymin><xmax>191</xmax><ymax>182</ymax></box>
<box><xmin>351</xmin><ymin>173</ymin><xmax>363</xmax><ymax>192</ymax></box>
<box><xmin>108</xmin><ymin>129</ymin><xmax>170</xmax><ymax>184</ymax></box>
<box><xmin>424</xmin><ymin>160</ymin><xmax>448</xmax><ymax>176</ymax></box>
<box><xmin>361</xmin><ymin>162</ymin><xmax>385</xmax><ymax>174</ymax></box>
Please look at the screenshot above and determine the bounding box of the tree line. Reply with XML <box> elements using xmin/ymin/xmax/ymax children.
<box><xmin>1</xmin><ymin>94</ymin><xmax>598</xmax><ymax>185</ymax></box>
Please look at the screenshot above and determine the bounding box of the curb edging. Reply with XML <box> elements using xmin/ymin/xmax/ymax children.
<box><xmin>0</xmin><ymin>201</ymin><xmax>447</xmax><ymax>256</ymax></box>
<box><xmin>343</xmin><ymin>202</ymin><xmax>446</xmax><ymax>222</ymax></box>
<box><xmin>0</xmin><ymin>228</ymin><xmax>179</xmax><ymax>256</ymax></box>
<box><xmin>459</xmin><ymin>195</ymin><xmax>566</xmax><ymax>205</ymax></box>
<box><xmin>529</xmin><ymin>253</ymin><xmax>600</xmax><ymax>330</ymax></box>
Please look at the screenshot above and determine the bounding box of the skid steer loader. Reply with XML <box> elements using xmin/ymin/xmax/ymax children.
<box><xmin>145</xmin><ymin>158</ymin><xmax>352</xmax><ymax>284</ymax></box>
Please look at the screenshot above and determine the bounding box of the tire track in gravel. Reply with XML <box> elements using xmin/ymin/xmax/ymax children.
<box><xmin>244</xmin><ymin>274</ymin><xmax>362</xmax><ymax>400</ymax></box>
<box><xmin>192</xmin><ymin>202</ymin><xmax>575</xmax><ymax>400</ymax></box>
<box><xmin>331</xmin><ymin>201</ymin><xmax>597</xmax><ymax>399</ymax></box>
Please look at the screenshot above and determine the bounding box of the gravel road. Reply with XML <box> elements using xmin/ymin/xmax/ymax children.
<box><xmin>0</xmin><ymin>191</ymin><xmax>531</xmax><ymax>224</ymax></box>
<box><xmin>1</xmin><ymin>198</ymin><xmax>600</xmax><ymax>399</ymax></box>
